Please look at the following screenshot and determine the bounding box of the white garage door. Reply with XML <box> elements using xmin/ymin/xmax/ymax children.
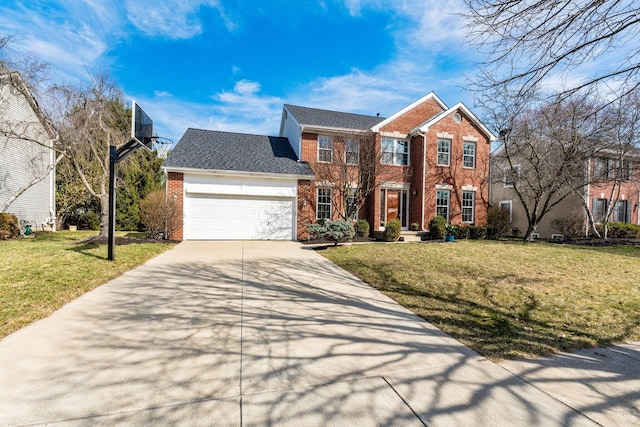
<box><xmin>185</xmin><ymin>194</ymin><xmax>295</xmax><ymax>240</ymax></box>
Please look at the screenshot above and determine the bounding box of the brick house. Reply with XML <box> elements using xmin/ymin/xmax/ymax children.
<box><xmin>163</xmin><ymin>92</ymin><xmax>494</xmax><ymax>240</ymax></box>
<box><xmin>490</xmin><ymin>151</ymin><xmax>640</xmax><ymax>239</ymax></box>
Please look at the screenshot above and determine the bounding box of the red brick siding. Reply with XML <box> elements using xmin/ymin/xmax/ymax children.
<box><xmin>297</xmin><ymin>179</ymin><xmax>315</xmax><ymax>239</ymax></box>
<box><xmin>379</xmin><ymin>98</ymin><xmax>445</xmax><ymax>134</ymax></box>
<box><xmin>423</xmin><ymin>111</ymin><xmax>490</xmax><ymax>226</ymax></box>
<box><xmin>167</xmin><ymin>172</ymin><xmax>184</xmax><ymax>240</ymax></box>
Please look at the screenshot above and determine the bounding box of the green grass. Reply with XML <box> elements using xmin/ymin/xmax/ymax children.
<box><xmin>322</xmin><ymin>240</ymin><xmax>640</xmax><ymax>360</ymax></box>
<box><xmin>0</xmin><ymin>231</ymin><xmax>175</xmax><ymax>339</ymax></box>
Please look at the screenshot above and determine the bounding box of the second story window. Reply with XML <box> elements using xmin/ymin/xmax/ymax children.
<box><xmin>463</xmin><ymin>142</ymin><xmax>476</xmax><ymax>168</ymax></box>
<box><xmin>318</xmin><ymin>135</ymin><xmax>333</xmax><ymax>163</ymax></box>
<box><xmin>504</xmin><ymin>164</ymin><xmax>521</xmax><ymax>187</ymax></box>
<box><xmin>437</xmin><ymin>139</ymin><xmax>451</xmax><ymax>166</ymax></box>
<box><xmin>382</xmin><ymin>138</ymin><xmax>409</xmax><ymax>166</ymax></box>
<box><xmin>346</xmin><ymin>138</ymin><xmax>359</xmax><ymax>165</ymax></box>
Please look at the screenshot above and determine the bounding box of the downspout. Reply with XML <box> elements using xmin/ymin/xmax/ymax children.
<box><xmin>417</xmin><ymin>130</ymin><xmax>427</xmax><ymax>231</ymax></box>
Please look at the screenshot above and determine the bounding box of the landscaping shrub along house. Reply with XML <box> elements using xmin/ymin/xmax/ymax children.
<box><xmin>162</xmin><ymin>92</ymin><xmax>495</xmax><ymax>240</ymax></box>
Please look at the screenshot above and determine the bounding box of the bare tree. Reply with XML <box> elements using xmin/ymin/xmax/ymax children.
<box><xmin>464</xmin><ymin>0</ymin><xmax>640</xmax><ymax>101</ymax></box>
<box><xmin>1</xmin><ymin>35</ymin><xmax>62</xmax><ymax>214</ymax></box>
<box><xmin>587</xmin><ymin>91</ymin><xmax>640</xmax><ymax>238</ymax></box>
<box><xmin>312</xmin><ymin>130</ymin><xmax>407</xmax><ymax>221</ymax></box>
<box><xmin>491</xmin><ymin>93</ymin><xmax>606</xmax><ymax>240</ymax></box>
<box><xmin>54</xmin><ymin>73</ymin><xmax>129</xmax><ymax>237</ymax></box>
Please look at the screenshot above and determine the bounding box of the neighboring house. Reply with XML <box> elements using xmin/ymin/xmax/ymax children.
<box><xmin>491</xmin><ymin>152</ymin><xmax>640</xmax><ymax>239</ymax></box>
<box><xmin>164</xmin><ymin>92</ymin><xmax>494</xmax><ymax>241</ymax></box>
<box><xmin>0</xmin><ymin>71</ymin><xmax>57</xmax><ymax>229</ymax></box>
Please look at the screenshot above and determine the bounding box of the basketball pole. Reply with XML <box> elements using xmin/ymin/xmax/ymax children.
<box><xmin>108</xmin><ymin>145</ymin><xmax>117</xmax><ymax>261</ymax></box>
<box><xmin>107</xmin><ymin>138</ymin><xmax>147</xmax><ymax>261</ymax></box>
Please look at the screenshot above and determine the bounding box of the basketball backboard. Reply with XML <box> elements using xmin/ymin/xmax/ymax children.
<box><xmin>131</xmin><ymin>100</ymin><xmax>153</xmax><ymax>148</ymax></box>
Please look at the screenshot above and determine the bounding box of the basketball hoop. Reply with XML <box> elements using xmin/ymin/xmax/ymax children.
<box><xmin>150</xmin><ymin>136</ymin><xmax>173</xmax><ymax>159</ymax></box>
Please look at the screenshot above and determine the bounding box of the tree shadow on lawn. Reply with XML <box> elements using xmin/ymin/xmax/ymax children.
<box><xmin>355</xmin><ymin>260</ymin><xmax>626</xmax><ymax>360</ymax></box>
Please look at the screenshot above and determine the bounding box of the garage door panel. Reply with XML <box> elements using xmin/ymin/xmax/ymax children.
<box><xmin>185</xmin><ymin>194</ymin><xmax>294</xmax><ymax>240</ymax></box>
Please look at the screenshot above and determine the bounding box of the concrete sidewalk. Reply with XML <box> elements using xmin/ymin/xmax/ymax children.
<box><xmin>0</xmin><ymin>241</ymin><xmax>635</xmax><ymax>426</ymax></box>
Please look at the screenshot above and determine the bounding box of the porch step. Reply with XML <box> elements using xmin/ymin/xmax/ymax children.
<box><xmin>373</xmin><ymin>231</ymin><xmax>424</xmax><ymax>242</ymax></box>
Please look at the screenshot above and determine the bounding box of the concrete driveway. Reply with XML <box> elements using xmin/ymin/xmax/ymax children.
<box><xmin>0</xmin><ymin>241</ymin><xmax>635</xmax><ymax>426</ymax></box>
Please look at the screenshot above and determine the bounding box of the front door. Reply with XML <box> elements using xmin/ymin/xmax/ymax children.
<box><xmin>386</xmin><ymin>190</ymin><xmax>401</xmax><ymax>222</ymax></box>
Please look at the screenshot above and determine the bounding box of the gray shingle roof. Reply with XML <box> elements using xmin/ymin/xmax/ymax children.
<box><xmin>163</xmin><ymin>128</ymin><xmax>313</xmax><ymax>177</ymax></box>
<box><xmin>285</xmin><ymin>104</ymin><xmax>385</xmax><ymax>130</ymax></box>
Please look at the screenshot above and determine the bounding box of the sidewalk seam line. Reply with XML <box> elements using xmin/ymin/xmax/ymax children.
<box><xmin>240</xmin><ymin>241</ymin><xmax>245</xmax><ymax>427</ymax></box>
<box><xmin>382</xmin><ymin>376</ymin><xmax>428</xmax><ymax>427</ymax></box>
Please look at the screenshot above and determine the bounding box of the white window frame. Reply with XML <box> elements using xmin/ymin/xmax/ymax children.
<box><xmin>462</xmin><ymin>191</ymin><xmax>475</xmax><ymax>223</ymax></box>
<box><xmin>436</xmin><ymin>190</ymin><xmax>450</xmax><ymax>221</ymax></box>
<box><xmin>316</xmin><ymin>188</ymin><xmax>332</xmax><ymax>220</ymax></box>
<box><xmin>463</xmin><ymin>141</ymin><xmax>476</xmax><ymax>169</ymax></box>
<box><xmin>437</xmin><ymin>139</ymin><xmax>451</xmax><ymax>166</ymax></box>
<box><xmin>382</xmin><ymin>137</ymin><xmax>409</xmax><ymax>166</ymax></box>
<box><xmin>499</xmin><ymin>200</ymin><xmax>512</xmax><ymax>222</ymax></box>
<box><xmin>318</xmin><ymin>135</ymin><xmax>333</xmax><ymax>163</ymax></box>
<box><xmin>503</xmin><ymin>164</ymin><xmax>520</xmax><ymax>187</ymax></box>
<box><xmin>346</xmin><ymin>138</ymin><xmax>359</xmax><ymax>165</ymax></box>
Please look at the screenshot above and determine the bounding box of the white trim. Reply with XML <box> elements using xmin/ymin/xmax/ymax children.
<box><xmin>380</xmin><ymin>131</ymin><xmax>409</xmax><ymax>139</ymax></box>
<box><xmin>436</xmin><ymin>184</ymin><xmax>453</xmax><ymax>190</ymax></box>
<box><xmin>436</xmin><ymin>132</ymin><xmax>454</xmax><ymax>139</ymax></box>
<box><xmin>499</xmin><ymin>200</ymin><xmax>513</xmax><ymax>222</ymax></box>
<box><xmin>551</xmin><ymin>234</ymin><xmax>565</xmax><ymax>241</ymax></box>
<box><xmin>162</xmin><ymin>166</ymin><xmax>314</xmax><ymax>181</ymax></box>
<box><xmin>462</xmin><ymin>135</ymin><xmax>479</xmax><ymax>142</ymax></box>
<box><xmin>413</xmin><ymin>102</ymin><xmax>496</xmax><ymax>142</ymax></box>
<box><xmin>372</xmin><ymin>92</ymin><xmax>448</xmax><ymax>132</ymax></box>
<box><xmin>381</xmin><ymin>181</ymin><xmax>411</xmax><ymax>190</ymax></box>
<box><xmin>461</xmin><ymin>185</ymin><xmax>478</xmax><ymax>191</ymax></box>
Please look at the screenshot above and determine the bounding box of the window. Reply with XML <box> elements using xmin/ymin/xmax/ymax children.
<box><xmin>382</xmin><ymin>138</ymin><xmax>409</xmax><ymax>166</ymax></box>
<box><xmin>462</xmin><ymin>191</ymin><xmax>475</xmax><ymax>223</ymax></box>
<box><xmin>436</xmin><ymin>190</ymin><xmax>450</xmax><ymax>221</ymax></box>
<box><xmin>499</xmin><ymin>200</ymin><xmax>512</xmax><ymax>222</ymax></box>
<box><xmin>437</xmin><ymin>139</ymin><xmax>451</xmax><ymax>166</ymax></box>
<box><xmin>592</xmin><ymin>198</ymin><xmax>607</xmax><ymax>222</ymax></box>
<box><xmin>503</xmin><ymin>165</ymin><xmax>520</xmax><ymax>187</ymax></box>
<box><xmin>613</xmin><ymin>200</ymin><xmax>629</xmax><ymax>223</ymax></box>
<box><xmin>463</xmin><ymin>142</ymin><xmax>476</xmax><ymax>168</ymax></box>
<box><xmin>316</xmin><ymin>188</ymin><xmax>332</xmax><ymax>220</ymax></box>
<box><xmin>346</xmin><ymin>138</ymin><xmax>359</xmax><ymax>165</ymax></box>
<box><xmin>318</xmin><ymin>135</ymin><xmax>333</xmax><ymax>163</ymax></box>
<box><xmin>346</xmin><ymin>188</ymin><xmax>359</xmax><ymax>220</ymax></box>
<box><xmin>594</xmin><ymin>157</ymin><xmax>608</xmax><ymax>178</ymax></box>
<box><xmin>618</xmin><ymin>159</ymin><xmax>632</xmax><ymax>180</ymax></box>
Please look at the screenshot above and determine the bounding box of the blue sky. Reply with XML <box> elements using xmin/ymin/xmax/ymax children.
<box><xmin>1</xmin><ymin>0</ymin><xmax>478</xmax><ymax>144</ymax></box>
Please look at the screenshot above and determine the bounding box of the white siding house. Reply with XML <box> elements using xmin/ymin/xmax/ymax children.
<box><xmin>0</xmin><ymin>72</ymin><xmax>58</xmax><ymax>229</ymax></box>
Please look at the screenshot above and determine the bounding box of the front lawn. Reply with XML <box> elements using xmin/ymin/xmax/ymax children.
<box><xmin>322</xmin><ymin>240</ymin><xmax>640</xmax><ymax>360</ymax></box>
<box><xmin>0</xmin><ymin>231</ymin><xmax>175</xmax><ymax>339</ymax></box>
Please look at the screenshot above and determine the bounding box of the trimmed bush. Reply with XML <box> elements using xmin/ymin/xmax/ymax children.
<box><xmin>306</xmin><ymin>220</ymin><xmax>355</xmax><ymax>244</ymax></box>
<box><xmin>607</xmin><ymin>222</ymin><xmax>640</xmax><ymax>239</ymax></box>
<box><xmin>551</xmin><ymin>212</ymin><xmax>585</xmax><ymax>239</ymax></box>
<box><xmin>453</xmin><ymin>225</ymin><xmax>469</xmax><ymax>239</ymax></box>
<box><xmin>354</xmin><ymin>219</ymin><xmax>370</xmax><ymax>237</ymax></box>
<box><xmin>78</xmin><ymin>211</ymin><xmax>100</xmax><ymax>230</ymax></box>
<box><xmin>0</xmin><ymin>213</ymin><xmax>19</xmax><ymax>240</ymax></box>
<box><xmin>486</xmin><ymin>207</ymin><xmax>510</xmax><ymax>240</ymax></box>
<box><xmin>384</xmin><ymin>218</ymin><xmax>402</xmax><ymax>242</ymax></box>
<box><xmin>467</xmin><ymin>225</ymin><xmax>487</xmax><ymax>240</ymax></box>
<box><xmin>429</xmin><ymin>216</ymin><xmax>447</xmax><ymax>240</ymax></box>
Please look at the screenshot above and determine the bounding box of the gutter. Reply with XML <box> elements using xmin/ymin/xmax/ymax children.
<box><xmin>417</xmin><ymin>130</ymin><xmax>427</xmax><ymax>231</ymax></box>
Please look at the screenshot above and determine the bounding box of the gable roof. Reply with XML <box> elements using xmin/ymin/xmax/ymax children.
<box><xmin>0</xmin><ymin>71</ymin><xmax>57</xmax><ymax>141</ymax></box>
<box><xmin>163</xmin><ymin>128</ymin><xmax>314</xmax><ymax>177</ymax></box>
<box><xmin>371</xmin><ymin>92</ymin><xmax>448</xmax><ymax>132</ymax></box>
<box><xmin>412</xmin><ymin>102</ymin><xmax>496</xmax><ymax>142</ymax></box>
<box><xmin>284</xmin><ymin>104</ymin><xmax>384</xmax><ymax>132</ymax></box>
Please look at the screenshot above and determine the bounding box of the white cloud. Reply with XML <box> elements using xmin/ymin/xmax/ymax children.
<box><xmin>154</xmin><ymin>90</ymin><xmax>173</xmax><ymax>97</ymax></box>
<box><xmin>124</xmin><ymin>0</ymin><xmax>236</xmax><ymax>39</ymax></box>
